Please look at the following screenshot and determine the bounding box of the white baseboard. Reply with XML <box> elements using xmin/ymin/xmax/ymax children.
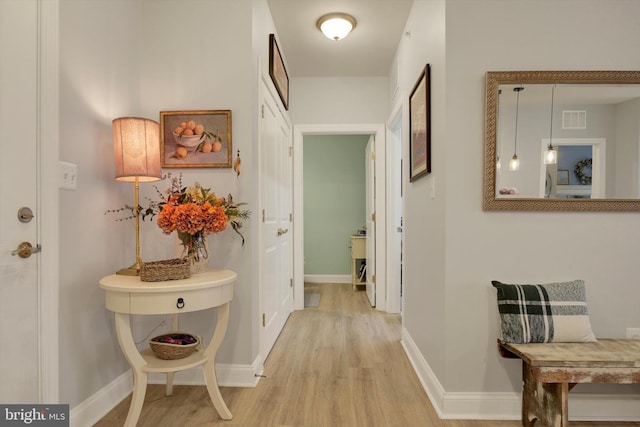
<box><xmin>400</xmin><ymin>327</ymin><xmax>445</xmax><ymax>418</ymax></box>
<box><xmin>304</xmin><ymin>274</ymin><xmax>350</xmax><ymax>284</ymax></box>
<box><xmin>70</xmin><ymin>357</ymin><xmax>263</xmax><ymax>427</ymax></box>
<box><xmin>70</xmin><ymin>370</ymin><xmax>133</xmax><ymax>427</ymax></box>
<box><xmin>401</xmin><ymin>326</ymin><xmax>640</xmax><ymax>421</ymax></box>
<box><xmin>147</xmin><ymin>355</ymin><xmax>263</xmax><ymax>387</ymax></box>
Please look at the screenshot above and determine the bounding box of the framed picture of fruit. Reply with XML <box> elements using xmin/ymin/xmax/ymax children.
<box><xmin>160</xmin><ymin>110</ymin><xmax>232</xmax><ymax>168</ymax></box>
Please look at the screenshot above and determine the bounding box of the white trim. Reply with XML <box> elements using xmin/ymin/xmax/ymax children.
<box><xmin>402</xmin><ymin>327</ymin><xmax>640</xmax><ymax>420</ymax></box>
<box><xmin>293</xmin><ymin>124</ymin><xmax>387</xmax><ymax>312</ymax></box>
<box><xmin>303</xmin><ymin>274</ymin><xmax>351</xmax><ymax>284</ymax></box>
<box><xmin>37</xmin><ymin>0</ymin><xmax>60</xmax><ymax>404</ymax></box>
<box><xmin>385</xmin><ymin>98</ymin><xmax>404</xmax><ymax>314</ymax></box>
<box><xmin>70</xmin><ymin>371</ymin><xmax>133</xmax><ymax>427</ymax></box>
<box><xmin>400</xmin><ymin>327</ymin><xmax>445</xmax><ymax>417</ymax></box>
<box><xmin>147</xmin><ymin>359</ymin><xmax>262</xmax><ymax>388</ymax></box>
<box><xmin>71</xmin><ymin>359</ymin><xmax>263</xmax><ymax>427</ymax></box>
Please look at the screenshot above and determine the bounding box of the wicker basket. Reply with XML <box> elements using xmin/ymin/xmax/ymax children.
<box><xmin>140</xmin><ymin>258</ymin><xmax>190</xmax><ymax>282</ymax></box>
<box><xmin>149</xmin><ymin>333</ymin><xmax>200</xmax><ymax>360</ymax></box>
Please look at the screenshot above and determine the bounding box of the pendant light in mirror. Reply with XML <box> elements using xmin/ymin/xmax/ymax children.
<box><xmin>509</xmin><ymin>86</ymin><xmax>524</xmax><ymax>171</ymax></box>
<box><xmin>544</xmin><ymin>85</ymin><xmax>558</xmax><ymax>164</ymax></box>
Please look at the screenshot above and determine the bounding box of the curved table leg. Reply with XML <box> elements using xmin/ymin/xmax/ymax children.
<box><xmin>203</xmin><ymin>302</ymin><xmax>233</xmax><ymax>420</ymax></box>
<box><xmin>127</xmin><ymin>369</ymin><xmax>148</xmax><ymax>427</ymax></box>
<box><xmin>114</xmin><ymin>313</ymin><xmax>149</xmax><ymax>427</ymax></box>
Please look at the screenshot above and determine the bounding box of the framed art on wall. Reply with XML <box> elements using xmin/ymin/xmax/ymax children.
<box><xmin>160</xmin><ymin>110</ymin><xmax>232</xmax><ymax>168</ymax></box>
<box><xmin>269</xmin><ymin>33</ymin><xmax>289</xmax><ymax>110</ymax></box>
<box><xmin>409</xmin><ymin>64</ymin><xmax>431</xmax><ymax>181</ymax></box>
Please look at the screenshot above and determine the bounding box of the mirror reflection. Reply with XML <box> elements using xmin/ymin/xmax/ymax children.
<box><xmin>496</xmin><ymin>83</ymin><xmax>640</xmax><ymax>199</ymax></box>
<box><xmin>483</xmin><ymin>71</ymin><xmax>640</xmax><ymax>211</ymax></box>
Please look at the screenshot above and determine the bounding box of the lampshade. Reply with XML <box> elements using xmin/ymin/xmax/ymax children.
<box><xmin>316</xmin><ymin>13</ymin><xmax>356</xmax><ymax>41</ymax></box>
<box><xmin>113</xmin><ymin>117</ymin><xmax>161</xmax><ymax>182</ymax></box>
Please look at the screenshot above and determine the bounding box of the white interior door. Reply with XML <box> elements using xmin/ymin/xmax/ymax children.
<box><xmin>365</xmin><ymin>136</ymin><xmax>376</xmax><ymax>307</ymax></box>
<box><xmin>386</xmin><ymin>109</ymin><xmax>403</xmax><ymax>314</ymax></box>
<box><xmin>0</xmin><ymin>0</ymin><xmax>40</xmax><ymax>402</ymax></box>
<box><xmin>259</xmin><ymin>73</ymin><xmax>293</xmax><ymax>363</ymax></box>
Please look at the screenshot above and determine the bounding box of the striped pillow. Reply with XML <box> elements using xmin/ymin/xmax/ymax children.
<box><xmin>492</xmin><ymin>280</ymin><xmax>597</xmax><ymax>344</ymax></box>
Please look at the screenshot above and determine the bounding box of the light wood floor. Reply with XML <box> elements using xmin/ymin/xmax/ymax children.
<box><xmin>95</xmin><ymin>283</ymin><xmax>640</xmax><ymax>427</ymax></box>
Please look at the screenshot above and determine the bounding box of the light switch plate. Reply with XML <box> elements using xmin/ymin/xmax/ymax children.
<box><xmin>59</xmin><ymin>161</ymin><xmax>78</xmax><ymax>190</ymax></box>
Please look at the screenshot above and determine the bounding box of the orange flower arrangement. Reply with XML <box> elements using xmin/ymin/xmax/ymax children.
<box><xmin>152</xmin><ymin>174</ymin><xmax>249</xmax><ymax>245</ymax></box>
<box><xmin>107</xmin><ymin>173</ymin><xmax>249</xmax><ymax>270</ymax></box>
<box><xmin>157</xmin><ymin>196</ymin><xmax>229</xmax><ymax>235</ymax></box>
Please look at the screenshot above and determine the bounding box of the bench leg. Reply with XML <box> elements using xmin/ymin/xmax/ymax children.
<box><xmin>522</xmin><ymin>363</ymin><xmax>569</xmax><ymax>427</ymax></box>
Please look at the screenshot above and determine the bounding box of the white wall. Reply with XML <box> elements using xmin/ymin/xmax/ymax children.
<box><xmin>59</xmin><ymin>0</ymin><xmax>281</xmax><ymax>414</ymax></box>
<box><xmin>59</xmin><ymin>0</ymin><xmax>142</xmax><ymax>408</ymax></box>
<box><xmin>399</xmin><ymin>0</ymin><xmax>640</xmax><ymax>413</ymax></box>
<box><xmin>395</xmin><ymin>0</ymin><xmax>448</xmax><ymax>384</ymax></box>
<box><xmin>615</xmin><ymin>98</ymin><xmax>640</xmax><ymax>198</ymax></box>
<box><xmin>138</xmin><ymin>0</ymin><xmax>256</xmax><ymax>367</ymax></box>
<box><xmin>291</xmin><ymin>76</ymin><xmax>389</xmax><ymax>124</ymax></box>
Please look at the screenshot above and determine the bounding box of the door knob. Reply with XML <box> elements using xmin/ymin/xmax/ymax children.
<box><xmin>277</xmin><ymin>228</ymin><xmax>289</xmax><ymax>236</ymax></box>
<box><xmin>11</xmin><ymin>242</ymin><xmax>41</xmax><ymax>259</ymax></box>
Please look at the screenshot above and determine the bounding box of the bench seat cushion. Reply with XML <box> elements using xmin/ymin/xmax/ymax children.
<box><xmin>492</xmin><ymin>279</ymin><xmax>597</xmax><ymax>344</ymax></box>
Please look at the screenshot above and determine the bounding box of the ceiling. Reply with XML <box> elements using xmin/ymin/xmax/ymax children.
<box><xmin>266</xmin><ymin>0</ymin><xmax>414</xmax><ymax>78</ymax></box>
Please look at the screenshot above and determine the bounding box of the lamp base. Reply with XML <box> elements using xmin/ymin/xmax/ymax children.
<box><xmin>116</xmin><ymin>264</ymin><xmax>140</xmax><ymax>276</ymax></box>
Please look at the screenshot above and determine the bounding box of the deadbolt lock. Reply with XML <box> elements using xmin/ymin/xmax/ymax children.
<box><xmin>17</xmin><ymin>207</ymin><xmax>34</xmax><ymax>223</ymax></box>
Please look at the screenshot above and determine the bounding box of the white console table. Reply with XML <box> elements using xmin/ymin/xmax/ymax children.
<box><xmin>99</xmin><ymin>268</ymin><xmax>236</xmax><ymax>426</ymax></box>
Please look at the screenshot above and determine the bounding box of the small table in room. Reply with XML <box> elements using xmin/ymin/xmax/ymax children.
<box><xmin>350</xmin><ymin>235</ymin><xmax>366</xmax><ymax>291</ymax></box>
<box><xmin>99</xmin><ymin>268</ymin><xmax>236</xmax><ymax>427</ymax></box>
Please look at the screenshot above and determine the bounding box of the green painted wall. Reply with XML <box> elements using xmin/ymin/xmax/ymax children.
<box><xmin>303</xmin><ymin>134</ymin><xmax>369</xmax><ymax>275</ymax></box>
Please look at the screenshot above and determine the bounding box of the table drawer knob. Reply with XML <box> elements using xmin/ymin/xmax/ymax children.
<box><xmin>176</xmin><ymin>298</ymin><xmax>185</xmax><ymax>309</ymax></box>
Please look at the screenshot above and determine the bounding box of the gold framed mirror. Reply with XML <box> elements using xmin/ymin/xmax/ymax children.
<box><xmin>483</xmin><ymin>70</ymin><xmax>640</xmax><ymax>211</ymax></box>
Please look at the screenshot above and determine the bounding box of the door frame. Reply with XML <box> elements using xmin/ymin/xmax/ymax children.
<box><xmin>385</xmin><ymin>101</ymin><xmax>404</xmax><ymax>314</ymax></box>
<box><xmin>293</xmin><ymin>124</ymin><xmax>386</xmax><ymax>312</ymax></box>
<box><xmin>38</xmin><ymin>0</ymin><xmax>60</xmax><ymax>402</ymax></box>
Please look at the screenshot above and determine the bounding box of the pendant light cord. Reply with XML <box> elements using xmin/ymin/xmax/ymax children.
<box><xmin>514</xmin><ymin>86</ymin><xmax>522</xmax><ymax>156</ymax></box>
<box><xmin>549</xmin><ymin>85</ymin><xmax>555</xmax><ymax>148</ymax></box>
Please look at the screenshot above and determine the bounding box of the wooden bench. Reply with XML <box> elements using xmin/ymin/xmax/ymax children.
<box><xmin>498</xmin><ymin>338</ymin><xmax>640</xmax><ymax>427</ymax></box>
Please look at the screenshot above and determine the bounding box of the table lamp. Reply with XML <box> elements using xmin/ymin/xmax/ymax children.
<box><xmin>112</xmin><ymin>117</ymin><xmax>162</xmax><ymax>275</ymax></box>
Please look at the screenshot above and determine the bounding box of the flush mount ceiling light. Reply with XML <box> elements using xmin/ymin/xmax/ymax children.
<box><xmin>316</xmin><ymin>13</ymin><xmax>357</xmax><ymax>41</ymax></box>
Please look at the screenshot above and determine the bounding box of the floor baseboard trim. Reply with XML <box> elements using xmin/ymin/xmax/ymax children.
<box><xmin>71</xmin><ymin>358</ymin><xmax>263</xmax><ymax>427</ymax></box>
<box><xmin>304</xmin><ymin>274</ymin><xmax>350</xmax><ymax>284</ymax></box>
<box><xmin>69</xmin><ymin>370</ymin><xmax>133</xmax><ymax>427</ymax></box>
<box><xmin>400</xmin><ymin>327</ymin><xmax>445</xmax><ymax>417</ymax></box>
<box><xmin>401</xmin><ymin>327</ymin><xmax>640</xmax><ymax>421</ymax></box>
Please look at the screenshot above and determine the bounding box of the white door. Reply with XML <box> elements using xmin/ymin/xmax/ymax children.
<box><xmin>259</xmin><ymin>75</ymin><xmax>293</xmax><ymax>363</ymax></box>
<box><xmin>386</xmin><ymin>110</ymin><xmax>403</xmax><ymax>314</ymax></box>
<box><xmin>0</xmin><ymin>0</ymin><xmax>41</xmax><ymax>402</ymax></box>
<box><xmin>365</xmin><ymin>137</ymin><xmax>376</xmax><ymax>306</ymax></box>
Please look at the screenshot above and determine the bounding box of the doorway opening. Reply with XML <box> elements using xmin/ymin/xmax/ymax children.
<box><xmin>293</xmin><ymin>124</ymin><xmax>398</xmax><ymax>313</ymax></box>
